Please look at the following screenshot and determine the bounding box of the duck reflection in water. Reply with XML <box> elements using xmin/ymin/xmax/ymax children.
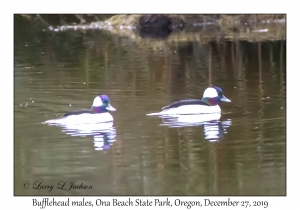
<box><xmin>57</xmin><ymin>123</ymin><xmax>116</xmax><ymax>151</ymax></box>
<box><xmin>93</xmin><ymin>130</ymin><xmax>116</xmax><ymax>151</ymax></box>
<box><xmin>160</xmin><ymin>114</ymin><xmax>232</xmax><ymax>142</ymax></box>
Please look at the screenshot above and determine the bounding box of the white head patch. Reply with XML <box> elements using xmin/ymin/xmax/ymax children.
<box><xmin>203</xmin><ymin>87</ymin><xmax>218</xmax><ymax>98</ymax></box>
<box><xmin>92</xmin><ymin>96</ymin><xmax>103</xmax><ymax>106</ymax></box>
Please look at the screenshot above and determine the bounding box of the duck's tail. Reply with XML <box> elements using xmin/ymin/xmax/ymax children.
<box><xmin>146</xmin><ymin>112</ymin><xmax>162</xmax><ymax>116</ymax></box>
<box><xmin>42</xmin><ymin>114</ymin><xmax>66</xmax><ymax>125</ymax></box>
<box><xmin>43</xmin><ymin>119</ymin><xmax>58</xmax><ymax>124</ymax></box>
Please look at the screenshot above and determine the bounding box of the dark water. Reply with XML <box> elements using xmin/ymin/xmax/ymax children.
<box><xmin>14</xmin><ymin>16</ymin><xmax>286</xmax><ymax>195</ymax></box>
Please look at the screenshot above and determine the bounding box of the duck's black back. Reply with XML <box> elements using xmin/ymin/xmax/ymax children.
<box><xmin>162</xmin><ymin>99</ymin><xmax>209</xmax><ymax>110</ymax></box>
<box><xmin>63</xmin><ymin>109</ymin><xmax>93</xmax><ymax>117</ymax></box>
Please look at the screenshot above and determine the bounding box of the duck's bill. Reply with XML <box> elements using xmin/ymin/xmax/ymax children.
<box><xmin>106</xmin><ymin>104</ymin><xmax>116</xmax><ymax>111</ymax></box>
<box><xmin>221</xmin><ymin>95</ymin><xmax>231</xmax><ymax>102</ymax></box>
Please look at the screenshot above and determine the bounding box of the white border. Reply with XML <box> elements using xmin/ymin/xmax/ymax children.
<box><xmin>3</xmin><ymin>0</ymin><xmax>293</xmax><ymax>209</ymax></box>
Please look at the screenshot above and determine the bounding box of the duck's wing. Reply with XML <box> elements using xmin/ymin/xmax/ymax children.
<box><xmin>162</xmin><ymin>99</ymin><xmax>209</xmax><ymax>110</ymax></box>
<box><xmin>63</xmin><ymin>109</ymin><xmax>93</xmax><ymax>117</ymax></box>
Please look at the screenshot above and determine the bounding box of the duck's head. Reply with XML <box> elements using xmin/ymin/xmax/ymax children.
<box><xmin>201</xmin><ymin>86</ymin><xmax>231</xmax><ymax>106</ymax></box>
<box><xmin>92</xmin><ymin>95</ymin><xmax>116</xmax><ymax>113</ymax></box>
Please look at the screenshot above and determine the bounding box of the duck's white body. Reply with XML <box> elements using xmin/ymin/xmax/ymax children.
<box><xmin>147</xmin><ymin>104</ymin><xmax>221</xmax><ymax>116</ymax></box>
<box><xmin>161</xmin><ymin>113</ymin><xmax>221</xmax><ymax>127</ymax></box>
<box><xmin>44</xmin><ymin>112</ymin><xmax>114</xmax><ymax>126</ymax></box>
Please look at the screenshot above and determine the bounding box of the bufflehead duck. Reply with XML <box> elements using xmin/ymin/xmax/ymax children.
<box><xmin>44</xmin><ymin>95</ymin><xmax>116</xmax><ymax>125</ymax></box>
<box><xmin>147</xmin><ymin>86</ymin><xmax>231</xmax><ymax>116</ymax></box>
